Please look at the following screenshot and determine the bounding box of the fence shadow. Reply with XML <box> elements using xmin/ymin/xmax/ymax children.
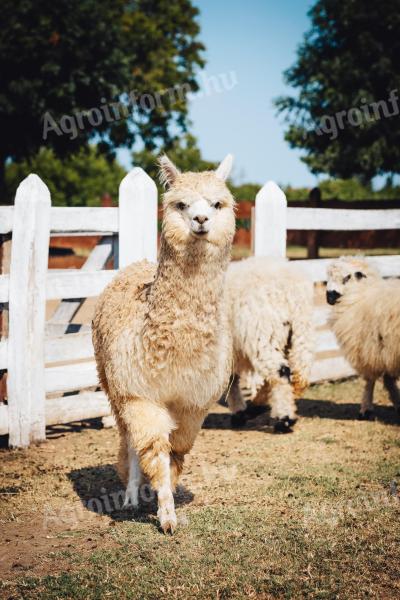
<box><xmin>67</xmin><ymin>464</ymin><xmax>194</xmax><ymax>525</ymax></box>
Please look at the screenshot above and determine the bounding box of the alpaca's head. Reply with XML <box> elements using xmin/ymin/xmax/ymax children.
<box><xmin>158</xmin><ymin>155</ymin><xmax>236</xmax><ymax>251</ymax></box>
<box><xmin>326</xmin><ymin>256</ymin><xmax>380</xmax><ymax>305</ymax></box>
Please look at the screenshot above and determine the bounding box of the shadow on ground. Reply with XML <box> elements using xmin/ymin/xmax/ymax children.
<box><xmin>297</xmin><ymin>397</ymin><xmax>400</xmax><ymax>425</ymax></box>
<box><xmin>204</xmin><ymin>398</ymin><xmax>399</xmax><ymax>431</ymax></box>
<box><xmin>68</xmin><ymin>463</ymin><xmax>194</xmax><ymax>525</ymax></box>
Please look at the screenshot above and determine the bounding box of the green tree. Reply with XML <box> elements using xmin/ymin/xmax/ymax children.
<box><xmin>275</xmin><ymin>0</ymin><xmax>400</xmax><ymax>182</ymax></box>
<box><xmin>0</xmin><ymin>0</ymin><xmax>204</xmax><ymax>201</ymax></box>
<box><xmin>133</xmin><ymin>134</ymin><xmax>218</xmax><ymax>192</ymax></box>
<box><xmin>5</xmin><ymin>147</ymin><xmax>126</xmax><ymax>206</ymax></box>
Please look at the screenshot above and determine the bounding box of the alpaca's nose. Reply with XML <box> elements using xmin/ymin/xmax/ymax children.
<box><xmin>194</xmin><ymin>215</ymin><xmax>209</xmax><ymax>225</ymax></box>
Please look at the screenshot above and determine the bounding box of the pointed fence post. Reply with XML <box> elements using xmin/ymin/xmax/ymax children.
<box><xmin>254</xmin><ymin>181</ymin><xmax>287</xmax><ymax>258</ymax></box>
<box><xmin>7</xmin><ymin>174</ymin><xmax>51</xmax><ymax>447</ymax></box>
<box><xmin>118</xmin><ymin>168</ymin><xmax>158</xmax><ymax>268</ymax></box>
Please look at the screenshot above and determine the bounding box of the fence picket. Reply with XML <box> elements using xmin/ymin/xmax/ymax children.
<box><xmin>7</xmin><ymin>175</ymin><xmax>51</xmax><ymax>447</ymax></box>
<box><xmin>254</xmin><ymin>181</ymin><xmax>287</xmax><ymax>257</ymax></box>
<box><xmin>119</xmin><ymin>167</ymin><xmax>158</xmax><ymax>268</ymax></box>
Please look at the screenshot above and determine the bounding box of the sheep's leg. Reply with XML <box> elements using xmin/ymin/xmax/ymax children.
<box><xmin>255</xmin><ymin>361</ymin><xmax>297</xmax><ymax>433</ymax></box>
<box><xmin>359</xmin><ymin>379</ymin><xmax>375</xmax><ymax>420</ymax></box>
<box><xmin>169</xmin><ymin>408</ymin><xmax>207</xmax><ymax>488</ymax></box>
<box><xmin>286</xmin><ymin>313</ymin><xmax>314</xmax><ymax>399</ymax></box>
<box><xmin>227</xmin><ymin>374</ymin><xmax>248</xmax><ymax>428</ymax></box>
<box><xmin>383</xmin><ymin>374</ymin><xmax>400</xmax><ymax>414</ymax></box>
<box><xmin>269</xmin><ymin>378</ymin><xmax>297</xmax><ymax>433</ymax></box>
<box><xmin>122</xmin><ymin>400</ymin><xmax>177</xmax><ymax>534</ymax></box>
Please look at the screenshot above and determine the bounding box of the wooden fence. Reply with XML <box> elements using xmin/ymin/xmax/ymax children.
<box><xmin>254</xmin><ymin>180</ymin><xmax>400</xmax><ymax>384</ymax></box>
<box><xmin>0</xmin><ymin>171</ymin><xmax>399</xmax><ymax>447</ymax></box>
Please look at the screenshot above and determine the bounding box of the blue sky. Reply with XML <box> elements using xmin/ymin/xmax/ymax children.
<box><xmin>189</xmin><ymin>0</ymin><xmax>316</xmax><ymax>187</ymax></box>
<box><xmin>122</xmin><ymin>0</ymin><xmax>318</xmax><ymax>187</ymax></box>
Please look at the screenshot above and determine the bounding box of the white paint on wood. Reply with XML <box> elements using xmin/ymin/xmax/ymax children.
<box><xmin>45</xmin><ymin>391</ymin><xmax>110</xmax><ymax>425</ymax></box>
<box><xmin>119</xmin><ymin>167</ymin><xmax>158</xmax><ymax>267</ymax></box>
<box><xmin>50</xmin><ymin>207</ymin><xmax>118</xmax><ymax>233</ymax></box>
<box><xmin>287</xmin><ymin>207</ymin><xmax>400</xmax><ymax>231</ymax></box>
<box><xmin>48</xmin><ymin>236</ymin><xmax>113</xmax><ymax>335</ymax></box>
<box><xmin>7</xmin><ymin>174</ymin><xmax>51</xmax><ymax>447</ymax></box>
<box><xmin>0</xmin><ymin>391</ymin><xmax>111</xmax><ymax>434</ymax></box>
<box><xmin>45</xmin><ymin>361</ymin><xmax>98</xmax><ymax>394</ymax></box>
<box><xmin>45</xmin><ymin>323</ymin><xmax>91</xmax><ymax>337</ymax></box>
<box><xmin>316</xmin><ymin>329</ymin><xmax>339</xmax><ymax>354</ymax></box>
<box><xmin>45</xmin><ymin>331</ymin><xmax>94</xmax><ymax>363</ymax></box>
<box><xmin>313</xmin><ymin>306</ymin><xmax>331</xmax><ymax>328</ymax></box>
<box><xmin>254</xmin><ymin>181</ymin><xmax>287</xmax><ymax>257</ymax></box>
<box><xmin>310</xmin><ymin>356</ymin><xmax>355</xmax><ymax>383</ymax></box>
<box><xmin>290</xmin><ymin>255</ymin><xmax>400</xmax><ymax>282</ymax></box>
<box><xmin>0</xmin><ymin>339</ymin><xmax>7</xmax><ymax>369</ymax></box>
<box><xmin>46</xmin><ymin>269</ymin><xmax>117</xmax><ymax>300</ymax></box>
<box><xmin>0</xmin><ymin>207</ymin><xmax>14</xmax><ymax>234</ymax></box>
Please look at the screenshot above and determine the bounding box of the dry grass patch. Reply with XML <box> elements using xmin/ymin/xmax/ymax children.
<box><xmin>0</xmin><ymin>378</ymin><xmax>399</xmax><ymax>599</ymax></box>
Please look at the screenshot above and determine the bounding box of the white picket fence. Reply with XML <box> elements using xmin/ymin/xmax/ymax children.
<box><xmin>254</xmin><ymin>180</ymin><xmax>400</xmax><ymax>385</ymax></box>
<box><xmin>0</xmin><ymin>171</ymin><xmax>399</xmax><ymax>447</ymax></box>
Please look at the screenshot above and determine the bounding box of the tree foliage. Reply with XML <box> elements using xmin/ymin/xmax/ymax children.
<box><xmin>5</xmin><ymin>147</ymin><xmax>126</xmax><ymax>206</ymax></box>
<box><xmin>275</xmin><ymin>0</ymin><xmax>400</xmax><ymax>181</ymax></box>
<box><xmin>0</xmin><ymin>0</ymin><xmax>204</xmax><ymax>199</ymax></box>
<box><xmin>133</xmin><ymin>134</ymin><xmax>218</xmax><ymax>194</ymax></box>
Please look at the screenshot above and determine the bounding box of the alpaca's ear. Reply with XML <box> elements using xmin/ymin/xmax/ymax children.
<box><xmin>215</xmin><ymin>154</ymin><xmax>234</xmax><ymax>181</ymax></box>
<box><xmin>158</xmin><ymin>155</ymin><xmax>180</xmax><ymax>188</ymax></box>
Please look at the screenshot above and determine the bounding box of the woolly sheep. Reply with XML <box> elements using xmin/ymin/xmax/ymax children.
<box><xmin>327</xmin><ymin>256</ymin><xmax>400</xmax><ymax>419</ymax></box>
<box><xmin>225</xmin><ymin>256</ymin><xmax>314</xmax><ymax>432</ymax></box>
<box><xmin>92</xmin><ymin>155</ymin><xmax>236</xmax><ymax>533</ymax></box>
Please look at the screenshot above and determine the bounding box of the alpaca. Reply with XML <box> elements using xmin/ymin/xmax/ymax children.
<box><xmin>92</xmin><ymin>155</ymin><xmax>236</xmax><ymax>533</ymax></box>
<box><xmin>225</xmin><ymin>257</ymin><xmax>314</xmax><ymax>432</ymax></box>
<box><xmin>327</xmin><ymin>256</ymin><xmax>400</xmax><ymax>419</ymax></box>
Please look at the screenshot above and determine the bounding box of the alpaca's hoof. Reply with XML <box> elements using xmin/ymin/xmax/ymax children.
<box><xmin>231</xmin><ymin>411</ymin><xmax>248</xmax><ymax>428</ymax></box>
<box><xmin>158</xmin><ymin>507</ymin><xmax>177</xmax><ymax>535</ymax></box>
<box><xmin>160</xmin><ymin>519</ymin><xmax>177</xmax><ymax>535</ymax></box>
<box><xmin>358</xmin><ymin>409</ymin><xmax>374</xmax><ymax>421</ymax></box>
<box><xmin>273</xmin><ymin>416</ymin><xmax>297</xmax><ymax>434</ymax></box>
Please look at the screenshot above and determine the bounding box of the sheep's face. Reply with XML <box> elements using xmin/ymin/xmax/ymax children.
<box><xmin>159</xmin><ymin>155</ymin><xmax>236</xmax><ymax>251</ymax></box>
<box><xmin>326</xmin><ymin>257</ymin><xmax>378</xmax><ymax>305</ymax></box>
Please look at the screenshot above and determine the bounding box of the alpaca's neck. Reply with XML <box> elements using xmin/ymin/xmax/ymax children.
<box><xmin>142</xmin><ymin>236</ymin><xmax>230</xmax><ymax>364</ymax></box>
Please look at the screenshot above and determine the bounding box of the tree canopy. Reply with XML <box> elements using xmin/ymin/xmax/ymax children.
<box><xmin>6</xmin><ymin>147</ymin><xmax>126</xmax><ymax>206</ymax></box>
<box><xmin>275</xmin><ymin>0</ymin><xmax>400</xmax><ymax>182</ymax></box>
<box><xmin>132</xmin><ymin>133</ymin><xmax>218</xmax><ymax>193</ymax></box>
<box><xmin>0</xmin><ymin>0</ymin><xmax>204</xmax><ymax>200</ymax></box>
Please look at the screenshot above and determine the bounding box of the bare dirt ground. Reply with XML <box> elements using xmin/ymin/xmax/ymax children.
<box><xmin>0</xmin><ymin>378</ymin><xmax>399</xmax><ymax>599</ymax></box>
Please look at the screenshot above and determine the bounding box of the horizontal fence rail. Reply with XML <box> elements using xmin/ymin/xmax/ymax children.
<box><xmin>0</xmin><ymin>171</ymin><xmax>399</xmax><ymax>446</ymax></box>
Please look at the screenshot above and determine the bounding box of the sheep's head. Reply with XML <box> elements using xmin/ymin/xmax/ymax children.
<box><xmin>158</xmin><ymin>154</ymin><xmax>236</xmax><ymax>251</ymax></box>
<box><xmin>326</xmin><ymin>256</ymin><xmax>380</xmax><ymax>305</ymax></box>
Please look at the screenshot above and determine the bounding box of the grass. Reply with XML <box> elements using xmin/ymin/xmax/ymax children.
<box><xmin>0</xmin><ymin>378</ymin><xmax>399</xmax><ymax>599</ymax></box>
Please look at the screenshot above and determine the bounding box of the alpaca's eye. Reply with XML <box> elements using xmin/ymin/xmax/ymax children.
<box><xmin>176</xmin><ymin>202</ymin><xmax>187</xmax><ymax>211</ymax></box>
<box><xmin>214</xmin><ymin>201</ymin><xmax>222</xmax><ymax>210</ymax></box>
<box><xmin>342</xmin><ymin>274</ymin><xmax>351</xmax><ymax>284</ymax></box>
<box><xmin>355</xmin><ymin>271</ymin><xmax>366</xmax><ymax>280</ymax></box>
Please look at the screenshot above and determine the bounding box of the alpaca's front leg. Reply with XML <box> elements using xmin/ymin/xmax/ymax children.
<box><xmin>169</xmin><ymin>407</ymin><xmax>207</xmax><ymax>488</ymax></box>
<box><xmin>122</xmin><ymin>400</ymin><xmax>177</xmax><ymax>533</ymax></box>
